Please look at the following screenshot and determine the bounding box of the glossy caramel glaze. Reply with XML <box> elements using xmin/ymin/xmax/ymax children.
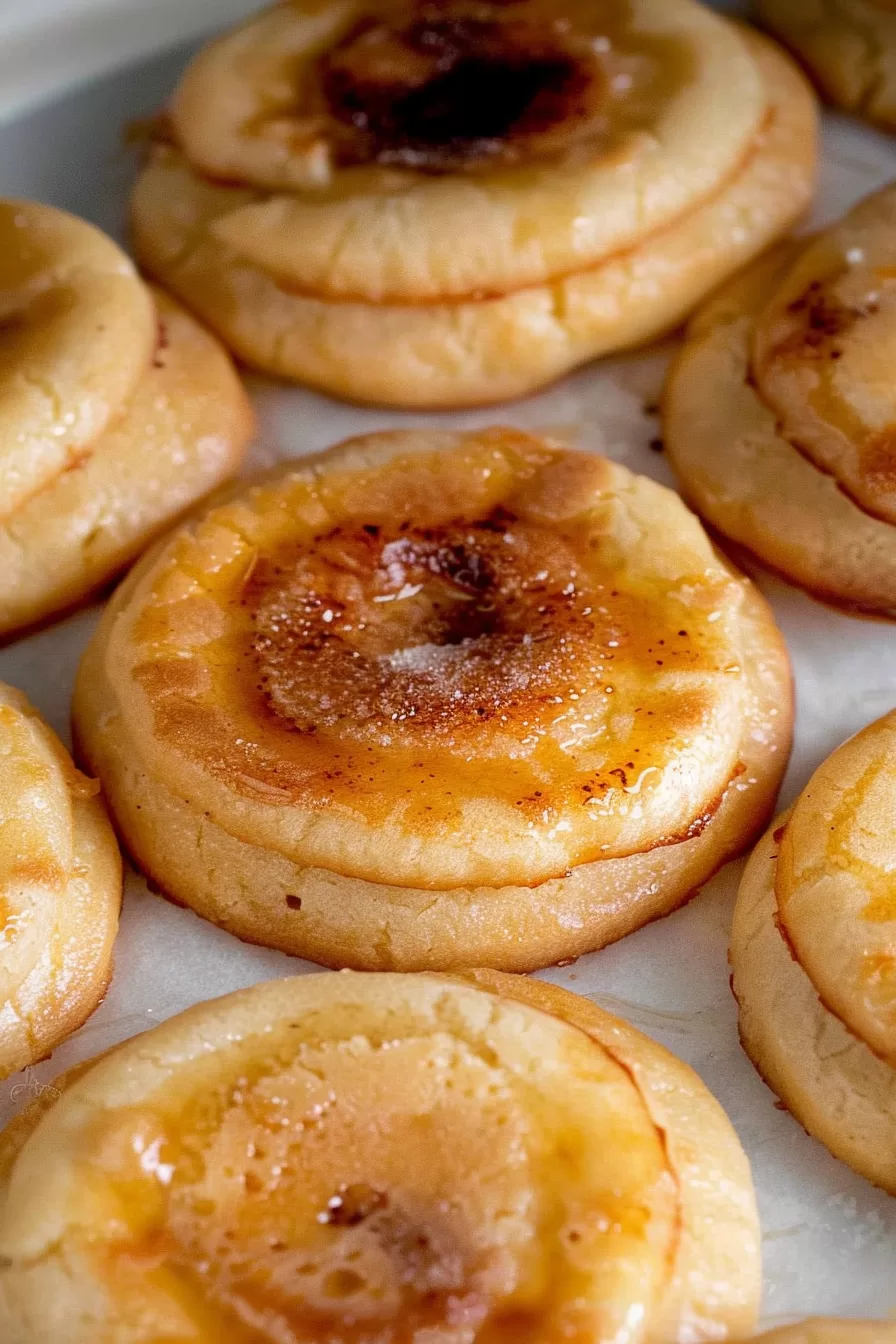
<box><xmin>2</xmin><ymin>975</ymin><xmax>675</xmax><ymax>1342</ymax></box>
<box><xmin>112</xmin><ymin>429</ymin><xmax>747</xmax><ymax>888</ymax></box>
<box><xmin>82</xmin><ymin>1046</ymin><xmax>567</xmax><ymax>1340</ymax></box>
<box><xmin>0</xmin><ymin>973</ymin><xmax>760</xmax><ymax>1343</ymax></box>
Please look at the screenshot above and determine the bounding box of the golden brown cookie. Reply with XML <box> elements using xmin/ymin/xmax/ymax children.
<box><xmin>0</xmin><ymin>682</ymin><xmax>121</xmax><ymax>1082</ymax></box>
<box><xmin>0</xmin><ymin>199</ymin><xmax>255</xmax><ymax>640</ymax></box>
<box><xmin>0</xmin><ymin>971</ymin><xmax>761</xmax><ymax>1342</ymax></box>
<box><xmin>732</xmin><ymin>710</ymin><xmax>896</xmax><ymax>1193</ymax></box>
<box><xmin>131</xmin><ymin>2</ymin><xmax>817</xmax><ymax>407</ymax></box>
<box><xmin>758</xmin><ymin>0</ymin><xmax>896</xmax><ymax>127</ymax></box>
<box><xmin>666</xmin><ymin>184</ymin><xmax>896</xmax><ymax>617</ymax></box>
<box><xmin>73</xmin><ymin>427</ymin><xmax>792</xmax><ymax>971</ymax></box>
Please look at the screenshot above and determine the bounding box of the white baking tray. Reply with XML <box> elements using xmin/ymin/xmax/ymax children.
<box><xmin>0</xmin><ymin>2</ymin><xmax>894</xmax><ymax>1328</ymax></box>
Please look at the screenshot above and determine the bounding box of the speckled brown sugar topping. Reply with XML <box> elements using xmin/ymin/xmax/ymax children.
<box><xmin>251</xmin><ymin>508</ymin><xmax>599</xmax><ymax>744</ymax></box>
<box><xmin>122</xmin><ymin>429</ymin><xmax>747</xmax><ymax>887</ymax></box>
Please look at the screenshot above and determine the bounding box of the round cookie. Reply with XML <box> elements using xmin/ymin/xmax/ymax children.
<box><xmin>0</xmin><ymin>199</ymin><xmax>255</xmax><ymax>640</ymax></box>
<box><xmin>731</xmin><ymin>710</ymin><xmax>896</xmax><ymax>1193</ymax></box>
<box><xmin>666</xmin><ymin>183</ymin><xmax>896</xmax><ymax>617</ymax></box>
<box><xmin>758</xmin><ymin>0</ymin><xmax>896</xmax><ymax>128</ymax></box>
<box><xmin>0</xmin><ymin>200</ymin><xmax>155</xmax><ymax>519</ymax></box>
<box><xmin>74</xmin><ymin>427</ymin><xmax>792</xmax><ymax>971</ymax></box>
<box><xmin>131</xmin><ymin>3</ymin><xmax>817</xmax><ymax>407</ymax></box>
<box><xmin>0</xmin><ymin>971</ymin><xmax>761</xmax><ymax>1342</ymax></box>
<box><xmin>0</xmin><ymin>682</ymin><xmax>121</xmax><ymax>1082</ymax></box>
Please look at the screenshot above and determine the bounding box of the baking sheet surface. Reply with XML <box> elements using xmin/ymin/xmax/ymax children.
<box><xmin>0</xmin><ymin>25</ymin><xmax>895</xmax><ymax>1329</ymax></box>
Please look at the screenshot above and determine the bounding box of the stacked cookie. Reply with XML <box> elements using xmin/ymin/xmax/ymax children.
<box><xmin>667</xmin><ymin>185</ymin><xmax>896</xmax><ymax>616</ymax></box>
<box><xmin>130</xmin><ymin>0</ymin><xmax>817</xmax><ymax>406</ymax></box>
<box><xmin>73</xmin><ymin>427</ymin><xmax>792</xmax><ymax>971</ymax></box>
<box><xmin>759</xmin><ymin>0</ymin><xmax>896</xmax><ymax>128</ymax></box>
<box><xmin>0</xmin><ymin>683</ymin><xmax>119</xmax><ymax>1083</ymax></box>
<box><xmin>0</xmin><ymin>200</ymin><xmax>254</xmax><ymax>639</ymax></box>
<box><xmin>733</xmin><ymin>710</ymin><xmax>896</xmax><ymax>1193</ymax></box>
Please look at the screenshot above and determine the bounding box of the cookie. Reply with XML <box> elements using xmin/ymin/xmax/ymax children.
<box><xmin>732</xmin><ymin>711</ymin><xmax>896</xmax><ymax>1192</ymax></box>
<box><xmin>666</xmin><ymin>184</ymin><xmax>896</xmax><ymax>616</ymax></box>
<box><xmin>758</xmin><ymin>0</ymin><xmax>896</xmax><ymax>127</ymax></box>
<box><xmin>0</xmin><ymin>970</ymin><xmax>760</xmax><ymax>1341</ymax></box>
<box><xmin>0</xmin><ymin>199</ymin><xmax>254</xmax><ymax>639</ymax></box>
<box><xmin>131</xmin><ymin>4</ymin><xmax>817</xmax><ymax>406</ymax></box>
<box><xmin>0</xmin><ymin>683</ymin><xmax>120</xmax><ymax>1081</ymax></box>
<box><xmin>74</xmin><ymin>427</ymin><xmax>792</xmax><ymax>970</ymax></box>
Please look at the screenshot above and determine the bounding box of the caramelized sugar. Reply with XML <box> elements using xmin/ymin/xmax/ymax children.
<box><xmin>307</xmin><ymin>0</ymin><xmax>691</xmax><ymax>173</ymax></box>
<box><xmin>251</xmin><ymin>509</ymin><xmax>605</xmax><ymax>739</ymax></box>
<box><xmin>321</xmin><ymin>10</ymin><xmax>600</xmax><ymax>170</ymax></box>
<box><xmin>128</xmin><ymin>432</ymin><xmax>740</xmax><ymax>873</ymax></box>
<box><xmin>60</xmin><ymin>979</ymin><xmax>679</xmax><ymax>1340</ymax></box>
<box><xmin>84</xmin><ymin>1037</ymin><xmax>564</xmax><ymax>1340</ymax></box>
<box><xmin>753</xmin><ymin>241</ymin><xmax>896</xmax><ymax>516</ymax></box>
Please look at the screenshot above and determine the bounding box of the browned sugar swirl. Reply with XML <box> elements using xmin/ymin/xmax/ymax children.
<box><xmin>754</xmin><ymin>268</ymin><xmax>896</xmax><ymax>501</ymax></box>
<box><xmin>769</xmin><ymin>277</ymin><xmax>879</xmax><ymax>361</ymax></box>
<box><xmin>252</xmin><ymin>509</ymin><xmax>599</xmax><ymax>744</ymax></box>
<box><xmin>319</xmin><ymin>3</ymin><xmax>604</xmax><ymax>171</ymax></box>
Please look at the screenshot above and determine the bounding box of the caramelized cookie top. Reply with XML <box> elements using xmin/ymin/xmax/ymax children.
<box><xmin>317</xmin><ymin>1</ymin><xmax>614</xmax><ymax>172</ymax></box>
<box><xmin>164</xmin><ymin>0</ymin><xmax>765</xmax><ymax>303</ymax></box>
<box><xmin>0</xmin><ymin>973</ymin><xmax>681</xmax><ymax>1343</ymax></box>
<box><xmin>752</xmin><ymin>186</ymin><xmax>896</xmax><ymax>526</ymax></box>
<box><xmin>99</xmin><ymin>428</ymin><xmax>750</xmax><ymax>890</ymax></box>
